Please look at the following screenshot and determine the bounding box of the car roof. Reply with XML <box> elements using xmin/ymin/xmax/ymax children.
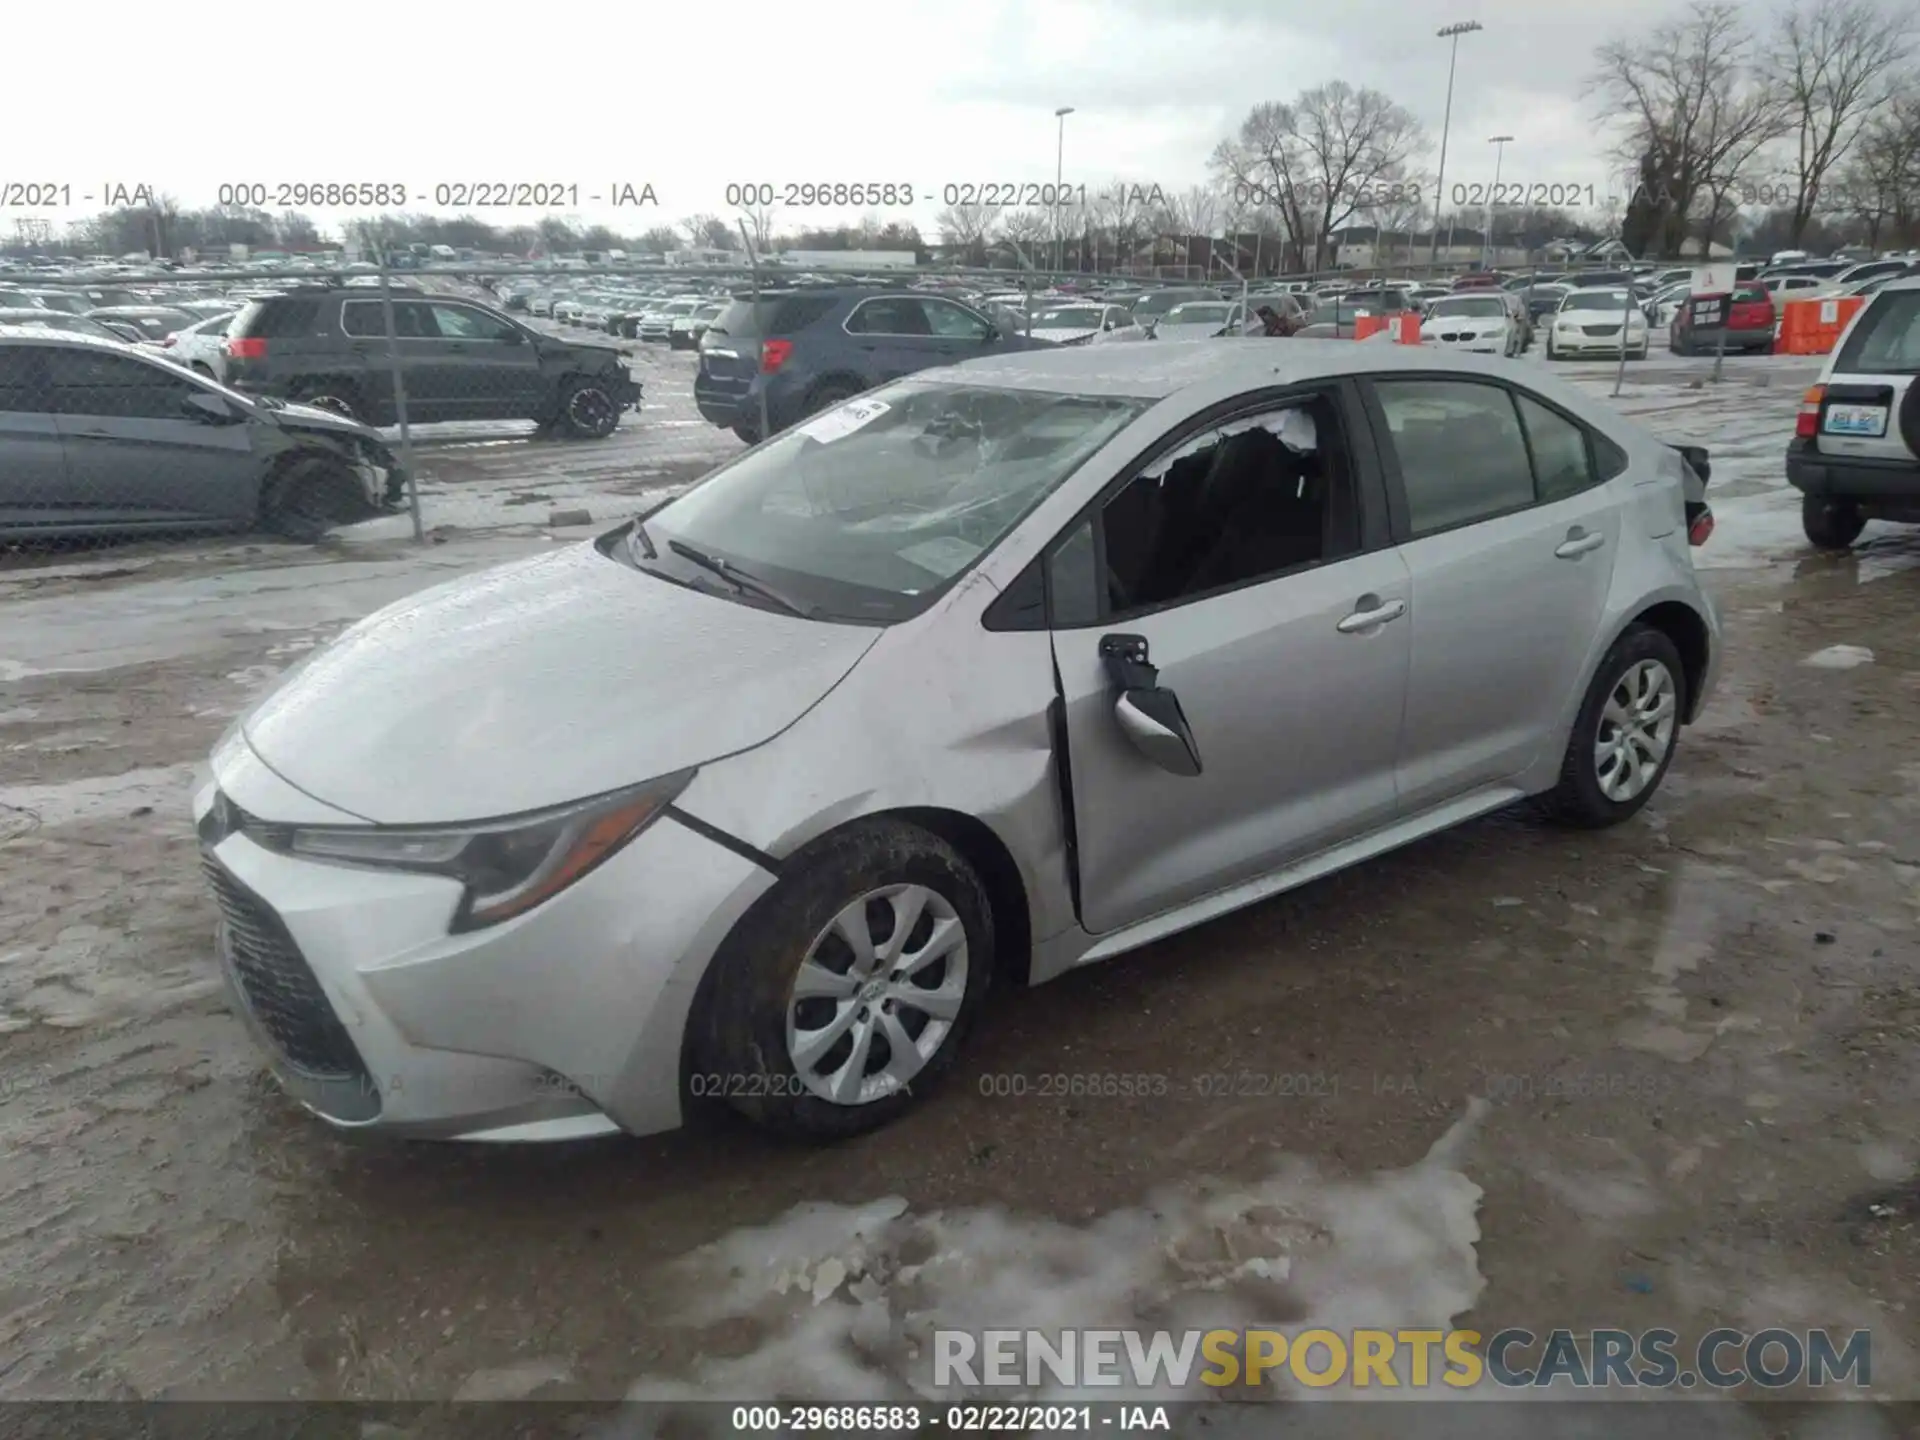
<box><xmin>928</xmin><ymin>336</ymin><xmax>1550</xmax><ymax>400</ymax></box>
<box><xmin>0</xmin><ymin>325</ymin><xmax>145</xmax><ymax>350</ymax></box>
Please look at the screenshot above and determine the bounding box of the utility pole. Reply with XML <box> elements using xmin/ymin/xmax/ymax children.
<box><xmin>1054</xmin><ymin>106</ymin><xmax>1075</xmax><ymax>274</ymax></box>
<box><xmin>1484</xmin><ymin>135</ymin><xmax>1512</xmax><ymax>268</ymax></box>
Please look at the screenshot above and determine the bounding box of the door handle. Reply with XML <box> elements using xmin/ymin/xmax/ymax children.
<box><xmin>1336</xmin><ymin>596</ymin><xmax>1406</xmax><ymax>634</ymax></box>
<box><xmin>1555</xmin><ymin>529</ymin><xmax>1606</xmax><ymax>558</ymax></box>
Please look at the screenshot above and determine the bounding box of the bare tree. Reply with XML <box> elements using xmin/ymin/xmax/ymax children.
<box><xmin>1211</xmin><ymin>83</ymin><xmax>1424</xmax><ymax>270</ymax></box>
<box><xmin>739</xmin><ymin>205</ymin><xmax>779</xmax><ymax>255</ymax></box>
<box><xmin>679</xmin><ymin>213</ymin><xmax>721</xmax><ymax>250</ymax></box>
<box><xmin>1087</xmin><ymin>181</ymin><xmax>1150</xmax><ymax>275</ymax></box>
<box><xmin>996</xmin><ymin>207</ymin><xmax>1050</xmax><ymax>268</ymax></box>
<box><xmin>1591</xmin><ymin>3</ymin><xmax>1765</xmax><ymax>258</ymax></box>
<box><xmin>1766</xmin><ymin>0</ymin><xmax>1913</xmax><ymax>244</ymax></box>
<box><xmin>935</xmin><ymin>202</ymin><xmax>1002</xmax><ymax>265</ymax></box>
<box><xmin>1836</xmin><ymin>92</ymin><xmax>1920</xmax><ymax>245</ymax></box>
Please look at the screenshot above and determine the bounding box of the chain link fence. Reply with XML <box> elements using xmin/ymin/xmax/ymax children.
<box><xmin>0</xmin><ymin>227</ymin><xmax>1638</xmax><ymax>556</ymax></box>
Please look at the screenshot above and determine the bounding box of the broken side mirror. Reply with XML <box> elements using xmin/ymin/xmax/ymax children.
<box><xmin>1098</xmin><ymin>633</ymin><xmax>1203</xmax><ymax>777</ymax></box>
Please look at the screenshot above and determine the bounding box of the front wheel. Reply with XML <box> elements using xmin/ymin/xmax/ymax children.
<box><xmin>1545</xmin><ymin>337</ymin><xmax>1562</xmax><ymax>361</ymax></box>
<box><xmin>805</xmin><ymin>379</ymin><xmax>864</xmax><ymax>417</ymax></box>
<box><xmin>1802</xmin><ymin>494</ymin><xmax>1866</xmax><ymax>550</ymax></box>
<box><xmin>554</xmin><ymin>376</ymin><xmax>621</xmax><ymax>439</ymax></box>
<box><xmin>1537</xmin><ymin>625</ymin><xmax>1687</xmax><ymax>828</ymax></box>
<box><xmin>292</xmin><ymin>381</ymin><xmax>364</xmax><ymax>423</ymax></box>
<box><xmin>693</xmin><ymin>819</ymin><xmax>993</xmax><ymax>1141</ymax></box>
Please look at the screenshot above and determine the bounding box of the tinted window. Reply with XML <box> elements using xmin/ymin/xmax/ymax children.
<box><xmin>0</xmin><ymin>344</ymin><xmax>51</xmax><ymax>411</ymax></box>
<box><xmin>923</xmin><ymin>300</ymin><xmax>994</xmax><ymax>341</ymax></box>
<box><xmin>1048</xmin><ymin>520</ymin><xmax>1101</xmax><ymax>626</ymax></box>
<box><xmin>45</xmin><ymin>348</ymin><xmax>198</xmax><ymax>419</ymax></box>
<box><xmin>429</xmin><ymin>304</ymin><xmax>519</xmax><ymax>341</ymax></box>
<box><xmin>1516</xmin><ymin>393</ymin><xmax>1596</xmax><ymax>502</ymax></box>
<box><xmin>1376</xmin><ymin>380</ymin><xmax>1534</xmax><ymax>536</ymax></box>
<box><xmin>233</xmin><ymin>297</ymin><xmax>321</xmax><ymax>338</ymax></box>
<box><xmin>845</xmin><ymin>298</ymin><xmax>932</xmax><ymax>336</ymax></box>
<box><xmin>341</xmin><ymin>300</ymin><xmax>436</xmax><ymax>338</ymax></box>
<box><xmin>1835</xmin><ymin>290</ymin><xmax>1920</xmax><ymax>373</ymax></box>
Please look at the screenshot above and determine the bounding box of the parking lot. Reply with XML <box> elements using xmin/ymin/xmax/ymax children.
<box><xmin>2</xmin><ymin>328</ymin><xmax>1917</xmax><ymax>1415</ymax></box>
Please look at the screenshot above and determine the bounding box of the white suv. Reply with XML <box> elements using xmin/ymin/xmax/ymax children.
<box><xmin>1787</xmin><ymin>276</ymin><xmax>1920</xmax><ymax>549</ymax></box>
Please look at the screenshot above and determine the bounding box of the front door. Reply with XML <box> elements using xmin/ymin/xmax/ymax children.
<box><xmin>0</xmin><ymin>344</ymin><xmax>74</xmax><ymax>528</ymax></box>
<box><xmin>46</xmin><ymin>347</ymin><xmax>259</xmax><ymax>524</ymax></box>
<box><xmin>423</xmin><ymin>302</ymin><xmax>548</xmax><ymax>420</ymax></box>
<box><xmin>1049</xmin><ymin>389</ymin><xmax>1412</xmax><ymax>935</ymax></box>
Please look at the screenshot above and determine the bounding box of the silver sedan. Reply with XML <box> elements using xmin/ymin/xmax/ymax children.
<box><xmin>196</xmin><ymin>342</ymin><xmax>1720</xmax><ymax>1144</ymax></box>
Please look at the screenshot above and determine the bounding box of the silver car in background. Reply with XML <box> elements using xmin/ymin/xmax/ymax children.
<box><xmin>196</xmin><ymin>342</ymin><xmax>1718</xmax><ymax>1146</ymax></box>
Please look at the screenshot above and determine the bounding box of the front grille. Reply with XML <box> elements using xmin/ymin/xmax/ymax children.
<box><xmin>202</xmin><ymin>857</ymin><xmax>370</xmax><ymax>1084</ymax></box>
<box><xmin>1583</xmin><ymin>323</ymin><xmax>1622</xmax><ymax>337</ymax></box>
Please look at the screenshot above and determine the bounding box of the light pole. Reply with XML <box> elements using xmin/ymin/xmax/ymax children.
<box><xmin>1427</xmin><ymin>19</ymin><xmax>1483</xmax><ymax>272</ymax></box>
<box><xmin>1483</xmin><ymin>135</ymin><xmax>1512</xmax><ymax>268</ymax></box>
<box><xmin>1054</xmin><ymin>106</ymin><xmax>1075</xmax><ymax>274</ymax></box>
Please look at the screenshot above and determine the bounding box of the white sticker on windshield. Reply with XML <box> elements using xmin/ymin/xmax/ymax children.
<box><xmin>896</xmin><ymin>535</ymin><xmax>982</xmax><ymax>576</ymax></box>
<box><xmin>796</xmin><ymin>397</ymin><xmax>891</xmax><ymax>443</ymax></box>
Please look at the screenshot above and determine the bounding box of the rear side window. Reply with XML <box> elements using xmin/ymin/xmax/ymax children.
<box><xmin>232</xmin><ymin>297</ymin><xmax>322</xmax><ymax>338</ymax></box>
<box><xmin>44</xmin><ymin>348</ymin><xmax>197</xmax><ymax>420</ymax></box>
<box><xmin>1834</xmin><ymin>291</ymin><xmax>1920</xmax><ymax>374</ymax></box>
<box><xmin>704</xmin><ymin>293</ymin><xmax>838</xmax><ymax>339</ymax></box>
<box><xmin>0</xmin><ymin>344</ymin><xmax>51</xmax><ymax>412</ymax></box>
<box><xmin>1515</xmin><ymin>393</ymin><xmax>1597</xmax><ymax>503</ymax></box>
<box><xmin>1375</xmin><ymin>379</ymin><xmax>1535</xmax><ymax>536</ymax></box>
<box><xmin>341</xmin><ymin>300</ymin><xmax>436</xmax><ymax>338</ymax></box>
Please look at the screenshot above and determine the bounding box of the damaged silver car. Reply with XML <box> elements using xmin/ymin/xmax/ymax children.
<box><xmin>0</xmin><ymin>328</ymin><xmax>404</xmax><ymax>542</ymax></box>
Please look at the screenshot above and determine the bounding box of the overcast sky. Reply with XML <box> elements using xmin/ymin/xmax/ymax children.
<box><xmin>7</xmin><ymin>0</ymin><xmax>1716</xmax><ymax>246</ymax></box>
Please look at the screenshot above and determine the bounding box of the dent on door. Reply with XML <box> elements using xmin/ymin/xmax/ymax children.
<box><xmin>1096</xmin><ymin>633</ymin><xmax>1203</xmax><ymax>777</ymax></box>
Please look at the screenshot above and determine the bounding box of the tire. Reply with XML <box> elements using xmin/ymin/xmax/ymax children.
<box><xmin>191</xmin><ymin>361</ymin><xmax>215</xmax><ymax>378</ymax></box>
<box><xmin>1545</xmin><ymin>336</ymin><xmax>1562</xmax><ymax>361</ymax></box>
<box><xmin>693</xmin><ymin>818</ymin><xmax>994</xmax><ymax>1141</ymax></box>
<box><xmin>554</xmin><ymin>375</ymin><xmax>621</xmax><ymax>439</ymax></box>
<box><xmin>1632</xmin><ymin>343</ymin><xmax>1649</xmax><ymax>360</ymax></box>
<box><xmin>731</xmin><ymin>419</ymin><xmax>761</xmax><ymax>445</ymax></box>
<box><xmin>1802</xmin><ymin>494</ymin><xmax>1866</xmax><ymax>551</ymax></box>
<box><xmin>1899</xmin><ymin>374</ymin><xmax>1920</xmax><ymax>456</ymax></box>
<box><xmin>291</xmin><ymin>381</ymin><xmax>365</xmax><ymax>423</ymax></box>
<box><xmin>805</xmin><ymin>378</ymin><xmax>864</xmax><ymax>417</ymax></box>
<box><xmin>1537</xmin><ymin>625</ymin><xmax>1687</xmax><ymax>829</ymax></box>
<box><xmin>258</xmin><ymin>454</ymin><xmax>359</xmax><ymax>542</ymax></box>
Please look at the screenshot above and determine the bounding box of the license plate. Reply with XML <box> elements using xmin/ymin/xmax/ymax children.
<box><xmin>1823</xmin><ymin>404</ymin><xmax>1888</xmax><ymax>437</ymax></box>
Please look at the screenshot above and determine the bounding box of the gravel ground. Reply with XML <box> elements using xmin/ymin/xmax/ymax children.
<box><xmin>0</xmin><ymin>345</ymin><xmax>1916</xmax><ymax>1419</ymax></box>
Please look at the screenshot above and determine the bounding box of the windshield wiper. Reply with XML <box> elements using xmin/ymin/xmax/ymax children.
<box><xmin>665</xmin><ymin>539</ymin><xmax>815</xmax><ymax>618</ymax></box>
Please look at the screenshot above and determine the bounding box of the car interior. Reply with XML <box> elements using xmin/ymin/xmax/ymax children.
<box><xmin>1096</xmin><ymin>391</ymin><xmax>1358</xmax><ymax>613</ymax></box>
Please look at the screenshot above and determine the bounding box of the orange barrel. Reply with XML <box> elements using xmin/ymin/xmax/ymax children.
<box><xmin>1390</xmin><ymin>313</ymin><xmax>1421</xmax><ymax>345</ymax></box>
<box><xmin>1352</xmin><ymin>314</ymin><xmax>1387</xmax><ymax>340</ymax></box>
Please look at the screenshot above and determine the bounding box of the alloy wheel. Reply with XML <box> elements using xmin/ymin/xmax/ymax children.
<box><xmin>786</xmin><ymin>884</ymin><xmax>969</xmax><ymax>1106</ymax></box>
<box><xmin>1593</xmin><ymin>659</ymin><xmax>1677</xmax><ymax>803</ymax></box>
<box><xmin>566</xmin><ymin>386</ymin><xmax>617</xmax><ymax>436</ymax></box>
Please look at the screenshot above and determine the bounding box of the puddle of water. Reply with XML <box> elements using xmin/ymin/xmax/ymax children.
<box><xmin>619</xmin><ymin>1102</ymin><xmax>1488</xmax><ymax>1415</ymax></box>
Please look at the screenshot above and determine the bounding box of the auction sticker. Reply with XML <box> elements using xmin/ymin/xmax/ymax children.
<box><xmin>797</xmin><ymin>398</ymin><xmax>890</xmax><ymax>443</ymax></box>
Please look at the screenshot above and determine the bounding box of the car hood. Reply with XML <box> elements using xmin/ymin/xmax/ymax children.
<box><xmin>1558</xmin><ymin>308</ymin><xmax>1638</xmax><ymax>323</ymax></box>
<box><xmin>241</xmin><ymin>542</ymin><xmax>881</xmax><ymax>823</ymax></box>
<box><xmin>261</xmin><ymin>399</ymin><xmax>381</xmax><ymax>439</ymax></box>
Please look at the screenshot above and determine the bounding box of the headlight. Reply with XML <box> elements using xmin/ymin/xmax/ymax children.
<box><xmin>252</xmin><ymin>772</ymin><xmax>694</xmax><ymax>931</ymax></box>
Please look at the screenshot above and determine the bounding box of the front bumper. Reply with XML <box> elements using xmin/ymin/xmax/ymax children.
<box><xmin>1550</xmin><ymin>330</ymin><xmax>1646</xmax><ymax>355</ymax></box>
<box><xmin>193</xmin><ymin>750</ymin><xmax>776</xmax><ymax>1141</ymax></box>
<box><xmin>1786</xmin><ymin>438</ymin><xmax>1920</xmax><ymax>503</ymax></box>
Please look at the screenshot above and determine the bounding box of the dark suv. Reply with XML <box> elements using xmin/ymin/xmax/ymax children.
<box><xmin>222</xmin><ymin>287</ymin><xmax>642</xmax><ymax>438</ymax></box>
<box><xmin>694</xmin><ymin>287</ymin><xmax>1050</xmax><ymax>442</ymax></box>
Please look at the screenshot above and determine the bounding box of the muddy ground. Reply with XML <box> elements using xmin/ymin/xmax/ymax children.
<box><xmin>0</xmin><ymin>354</ymin><xmax>1916</xmax><ymax>1423</ymax></box>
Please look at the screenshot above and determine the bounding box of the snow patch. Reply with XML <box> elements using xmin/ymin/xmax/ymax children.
<box><xmin>1801</xmin><ymin>645</ymin><xmax>1874</xmax><ymax>670</ymax></box>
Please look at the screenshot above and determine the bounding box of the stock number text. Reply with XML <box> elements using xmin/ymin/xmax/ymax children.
<box><xmin>727</xmin><ymin>182</ymin><xmax>915</xmax><ymax>208</ymax></box>
<box><xmin>1451</xmin><ymin>181</ymin><xmax>1597</xmax><ymax>209</ymax></box>
<box><xmin>218</xmin><ymin>182</ymin><xmax>408</xmax><ymax>209</ymax></box>
<box><xmin>1235</xmin><ymin>180</ymin><xmax>1422</xmax><ymax>208</ymax></box>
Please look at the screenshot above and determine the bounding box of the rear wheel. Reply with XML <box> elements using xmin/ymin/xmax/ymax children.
<box><xmin>291</xmin><ymin>380</ymin><xmax>365</xmax><ymax>423</ymax></box>
<box><xmin>1538</xmin><ymin>625</ymin><xmax>1686</xmax><ymax>828</ymax></box>
<box><xmin>805</xmin><ymin>378</ymin><xmax>864</xmax><ymax>416</ymax></box>
<box><xmin>1802</xmin><ymin>495</ymin><xmax>1866</xmax><ymax>551</ymax></box>
<box><xmin>693</xmin><ymin>819</ymin><xmax>993</xmax><ymax>1141</ymax></box>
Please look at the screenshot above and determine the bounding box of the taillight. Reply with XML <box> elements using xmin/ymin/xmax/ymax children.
<box><xmin>228</xmin><ymin>336</ymin><xmax>266</xmax><ymax>360</ymax></box>
<box><xmin>760</xmin><ymin>338</ymin><xmax>792</xmax><ymax>373</ymax></box>
<box><xmin>1688</xmin><ymin>508</ymin><xmax>1715</xmax><ymax>547</ymax></box>
<box><xmin>1796</xmin><ymin>384</ymin><xmax>1824</xmax><ymax>439</ymax></box>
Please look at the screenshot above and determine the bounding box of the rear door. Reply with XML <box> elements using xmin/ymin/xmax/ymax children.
<box><xmin>1362</xmin><ymin>375</ymin><xmax>1622</xmax><ymax>810</ymax></box>
<box><xmin>842</xmin><ymin>296</ymin><xmax>941</xmax><ymax>380</ymax></box>
<box><xmin>0</xmin><ymin>343</ymin><xmax>73</xmax><ymax>527</ymax></box>
<box><xmin>1818</xmin><ymin>288</ymin><xmax>1920</xmax><ymax>462</ymax></box>
<box><xmin>423</xmin><ymin>301</ymin><xmax>546</xmax><ymax>419</ymax></box>
<box><xmin>46</xmin><ymin>346</ymin><xmax>258</xmax><ymax>523</ymax></box>
<box><xmin>339</xmin><ymin>298</ymin><xmax>444</xmax><ymax>421</ymax></box>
